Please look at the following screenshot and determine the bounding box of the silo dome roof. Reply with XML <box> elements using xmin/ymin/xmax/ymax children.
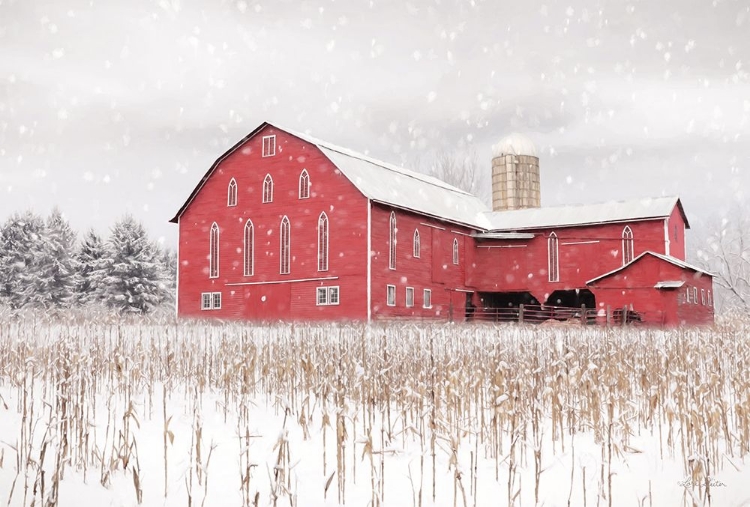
<box><xmin>492</xmin><ymin>133</ymin><xmax>537</xmax><ymax>158</ymax></box>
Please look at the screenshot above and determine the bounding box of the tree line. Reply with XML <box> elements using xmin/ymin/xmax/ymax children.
<box><xmin>0</xmin><ymin>209</ymin><xmax>175</xmax><ymax>315</ymax></box>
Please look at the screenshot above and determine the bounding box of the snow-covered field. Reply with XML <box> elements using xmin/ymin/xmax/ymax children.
<box><xmin>1</xmin><ymin>319</ymin><xmax>749</xmax><ymax>507</ymax></box>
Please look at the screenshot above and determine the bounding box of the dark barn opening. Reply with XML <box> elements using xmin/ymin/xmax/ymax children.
<box><xmin>475</xmin><ymin>291</ymin><xmax>540</xmax><ymax>322</ymax></box>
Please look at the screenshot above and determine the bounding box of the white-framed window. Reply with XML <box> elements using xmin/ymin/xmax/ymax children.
<box><xmin>622</xmin><ymin>226</ymin><xmax>634</xmax><ymax>265</ymax></box>
<box><xmin>701</xmin><ymin>288</ymin><xmax>706</xmax><ymax>305</ymax></box>
<box><xmin>262</xmin><ymin>135</ymin><xmax>276</xmax><ymax>157</ymax></box>
<box><xmin>318</xmin><ymin>212</ymin><xmax>329</xmax><ymax>272</ymax></box>
<box><xmin>423</xmin><ymin>289</ymin><xmax>432</xmax><ymax>308</ymax></box>
<box><xmin>708</xmin><ymin>290</ymin><xmax>713</xmax><ymax>306</ymax></box>
<box><xmin>262</xmin><ymin>174</ymin><xmax>273</xmax><ymax>203</ymax></box>
<box><xmin>386</xmin><ymin>284</ymin><xmax>396</xmax><ymax>306</ymax></box>
<box><xmin>209</xmin><ymin>222</ymin><xmax>219</xmax><ymax>278</ymax></box>
<box><xmin>227</xmin><ymin>178</ymin><xmax>238</xmax><ymax>207</ymax></box>
<box><xmin>693</xmin><ymin>287</ymin><xmax>698</xmax><ymax>305</ymax></box>
<box><xmin>201</xmin><ymin>292</ymin><xmax>222</xmax><ymax>310</ymax></box>
<box><xmin>452</xmin><ymin>238</ymin><xmax>459</xmax><ymax>265</ymax></box>
<box><xmin>413</xmin><ymin>229</ymin><xmax>420</xmax><ymax>258</ymax></box>
<box><xmin>389</xmin><ymin>211</ymin><xmax>397</xmax><ymax>270</ymax></box>
<box><xmin>548</xmin><ymin>232</ymin><xmax>559</xmax><ymax>282</ymax></box>
<box><xmin>280</xmin><ymin>216</ymin><xmax>291</xmax><ymax>274</ymax></box>
<box><xmin>299</xmin><ymin>169</ymin><xmax>310</xmax><ymax>199</ymax></box>
<box><xmin>406</xmin><ymin>287</ymin><xmax>414</xmax><ymax>307</ymax></box>
<box><xmin>316</xmin><ymin>286</ymin><xmax>340</xmax><ymax>306</ymax></box>
<box><xmin>686</xmin><ymin>287</ymin><xmax>691</xmax><ymax>304</ymax></box>
<box><xmin>244</xmin><ymin>220</ymin><xmax>254</xmax><ymax>276</ymax></box>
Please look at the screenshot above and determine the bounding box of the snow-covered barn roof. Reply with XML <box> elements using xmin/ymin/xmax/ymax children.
<box><xmin>169</xmin><ymin>121</ymin><xmax>491</xmax><ymax>228</ymax></box>
<box><xmin>282</xmin><ymin>126</ymin><xmax>493</xmax><ymax>229</ymax></box>
<box><xmin>169</xmin><ymin>122</ymin><xmax>689</xmax><ymax>233</ymax></box>
<box><xmin>483</xmin><ymin>196</ymin><xmax>689</xmax><ymax>231</ymax></box>
<box><xmin>586</xmin><ymin>251</ymin><xmax>712</xmax><ymax>285</ymax></box>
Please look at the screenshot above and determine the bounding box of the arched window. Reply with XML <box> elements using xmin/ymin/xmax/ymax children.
<box><xmin>262</xmin><ymin>174</ymin><xmax>273</xmax><ymax>203</ymax></box>
<box><xmin>299</xmin><ymin>169</ymin><xmax>310</xmax><ymax>199</ymax></box>
<box><xmin>622</xmin><ymin>226</ymin><xmax>634</xmax><ymax>265</ymax></box>
<box><xmin>227</xmin><ymin>178</ymin><xmax>238</xmax><ymax>206</ymax></box>
<box><xmin>209</xmin><ymin>222</ymin><xmax>219</xmax><ymax>278</ymax></box>
<box><xmin>389</xmin><ymin>211</ymin><xmax>397</xmax><ymax>270</ymax></box>
<box><xmin>452</xmin><ymin>238</ymin><xmax>459</xmax><ymax>265</ymax></box>
<box><xmin>317</xmin><ymin>212</ymin><xmax>329</xmax><ymax>271</ymax></box>
<box><xmin>413</xmin><ymin>229</ymin><xmax>420</xmax><ymax>258</ymax></box>
<box><xmin>280</xmin><ymin>216</ymin><xmax>290</xmax><ymax>274</ymax></box>
<box><xmin>548</xmin><ymin>232</ymin><xmax>559</xmax><ymax>282</ymax></box>
<box><xmin>243</xmin><ymin>220</ymin><xmax>254</xmax><ymax>276</ymax></box>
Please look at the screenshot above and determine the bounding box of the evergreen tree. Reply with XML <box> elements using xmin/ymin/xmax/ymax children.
<box><xmin>157</xmin><ymin>245</ymin><xmax>177</xmax><ymax>308</ymax></box>
<box><xmin>99</xmin><ymin>215</ymin><xmax>163</xmax><ymax>314</ymax></box>
<box><xmin>0</xmin><ymin>211</ymin><xmax>45</xmax><ymax>309</ymax></box>
<box><xmin>25</xmin><ymin>208</ymin><xmax>79</xmax><ymax>309</ymax></box>
<box><xmin>76</xmin><ymin>228</ymin><xmax>108</xmax><ymax>305</ymax></box>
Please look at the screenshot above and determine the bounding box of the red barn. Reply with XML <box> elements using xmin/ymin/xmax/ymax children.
<box><xmin>170</xmin><ymin>122</ymin><xmax>714</xmax><ymax>326</ymax></box>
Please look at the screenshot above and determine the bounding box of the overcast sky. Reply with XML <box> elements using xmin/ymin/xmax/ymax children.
<box><xmin>1</xmin><ymin>0</ymin><xmax>748</xmax><ymax>247</ymax></box>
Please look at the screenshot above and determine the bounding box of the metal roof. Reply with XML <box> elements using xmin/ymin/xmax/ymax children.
<box><xmin>483</xmin><ymin>196</ymin><xmax>689</xmax><ymax>231</ymax></box>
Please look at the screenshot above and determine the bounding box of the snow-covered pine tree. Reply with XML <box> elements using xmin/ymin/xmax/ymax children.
<box><xmin>76</xmin><ymin>228</ymin><xmax>108</xmax><ymax>306</ymax></box>
<box><xmin>156</xmin><ymin>245</ymin><xmax>177</xmax><ymax>308</ymax></box>
<box><xmin>25</xmin><ymin>208</ymin><xmax>80</xmax><ymax>309</ymax></box>
<box><xmin>99</xmin><ymin>215</ymin><xmax>163</xmax><ymax>314</ymax></box>
<box><xmin>0</xmin><ymin>211</ymin><xmax>46</xmax><ymax>309</ymax></box>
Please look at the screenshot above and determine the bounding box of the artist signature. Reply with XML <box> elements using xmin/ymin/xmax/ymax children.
<box><xmin>678</xmin><ymin>477</ymin><xmax>727</xmax><ymax>488</ymax></box>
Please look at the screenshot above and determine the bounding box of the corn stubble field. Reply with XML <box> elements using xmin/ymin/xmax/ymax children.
<box><xmin>0</xmin><ymin>318</ymin><xmax>749</xmax><ymax>507</ymax></box>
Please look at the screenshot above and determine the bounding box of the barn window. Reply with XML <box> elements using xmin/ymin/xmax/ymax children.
<box><xmin>622</xmin><ymin>226</ymin><xmax>634</xmax><ymax>265</ymax></box>
<box><xmin>452</xmin><ymin>238</ymin><xmax>459</xmax><ymax>265</ymax></box>
<box><xmin>423</xmin><ymin>289</ymin><xmax>432</xmax><ymax>308</ymax></box>
<box><xmin>244</xmin><ymin>220</ymin><xmax>254</xmax><ymax>276</ymax></box>
<box><xmin>548</xmin><ymin>232</ymin><xmax>559</xmax><ymax>282</ymax></box>
<box><xmin>209</xmin><ymin>222</ymin><xmax>219</xmax><ymax>278</ymax></box>
<box><xmin>701</xmin><ymin>288</ymin><xmax>706</xmax><ymax>305</ymax></box>
<box><xmin>227</xmin><ymin>178</ymin><xmax>238</xmax><ymax>207</ymax></box>
<box><xmin>262</xmin><ymin>135</ymin><xmax>276</xmax><ymax>157</ymax></box>
<box><xmin>262</xmin><ymin>174</ymin><xmax>273</xmax><ymax>203</ymax></box>
<box><xmin>317</xmin><ymin>286</ymin><xmax>340</xmax><ymax>306</ymax></box>
<box><xmin>299</xmin><ymin>169</ymin><xmax>310</xmax><ymax>199</ymax></box>
<box><xmin>201</xmin><ymin>292</ymin><xmax>222</xmax><ymax>310</ymax></box>
<box><xmin>317</xmin><ymin>212</ymin><xmax>329</xmax><ymax>271</ymax></box>
<box><xmin>386</xmin><ymin>284</ymin><xmax>396</xmax><ymax>306</ymax></box>
<box><xmin>280</xmin><ymin>216</ymin><xmax>291</xmax><ymax>274</ymax></box>
<box><xmin>413</xmin><ymin>229</ymin><xmax>420</xmax><ymax>258</ymax></box>
<box><xmin>406</xmin><ymin>287</ymin><xmax>414</xmax><ymax>307</ymax></box>
<box><xmin>693</xmin><ymin>287</ymin><xmax>698</xmax><ymax>305</ymax></box>
<box><xmin>686</xmin><ymin>287</ymin><xmax>691</xmax><ymax>304</ymax></box>
<box><xmin>708</xmin><ymin>290</ymin><xmax>712</xmax><ymax>306</ymax></box>
<box><xmin>389</xmin><ymin>212</ymin><xmax>397</xmax><ymax>270</ymax></box>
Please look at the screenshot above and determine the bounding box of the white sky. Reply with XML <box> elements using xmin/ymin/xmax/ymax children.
<box><xmin>1</xmin><ymin>0</ymin><xmax>748</xmax><ymax>246</ymax></box>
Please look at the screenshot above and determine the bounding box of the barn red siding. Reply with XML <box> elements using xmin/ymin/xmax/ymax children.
<box><xmin>177</xmin><ymin>126</ymin><xmax>369</xmax><ymax>320</ymax></box>
<box><xmin>466</xmin><ymin>219</ymin><xmax>670</xmax><ymax>304</ymax></box>
<box><xmin>666</xmin><ymin>205</ymin><xmax>687</xmax><ymax>260</ymax></box>
<box><xmin>588</xmin><ymin>255</ymin><xmax>714</xmax><ymax>326</ymax></box>
<box><xmin>369</xmin><ymin>204</ymin><xmax>471</xmax><ymax>320</ymax></box>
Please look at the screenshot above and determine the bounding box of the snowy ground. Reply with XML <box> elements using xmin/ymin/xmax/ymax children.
<box><xmin>1</xmin><ymin>320</ymin><xmax>749</xmax><ymax>506</ymax></box>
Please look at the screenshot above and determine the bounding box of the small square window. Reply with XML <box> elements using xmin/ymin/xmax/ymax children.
<box><xmin>328</xmin><ymin>287</ymin><xmax>339</xmax><ymax>305</ymax></box>
<box><xmin>212</xmin><ymin>292</ymin><xmax>222</xmax><ymax>309</ymax></box>
<box><xmin>202</xmin><ymin>293</ymin><xmax>212</xmax><ymax>310</ymax></box>
<box><xmin>386</xmin><ymin>285</ymin><xmax>396</xmax><ymax>306</ymax></box>
<box><xmin>406</xmin><ymin>287</ymin><xmax>414</xmax><ymax>307</ymax></box>
<box><xmin>423</xmin><ymin>289</ymin><xmax>432</xmax><ymax>308</ymax></box>
<box><xmin>316</xmin><ymin>287</ymin><xmax>328</xmax><ymax>305</ymax></box>
<box><xmin>262</xmin><ymin>135</ymin><xmax>276</xmax><ymax>157</ymax></box>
